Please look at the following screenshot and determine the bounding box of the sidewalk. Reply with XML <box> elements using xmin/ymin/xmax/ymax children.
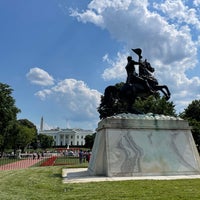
<box><xmin>62</xmin><ymin>168</ymin><xmax>200</xmax><ymax>183</ymax></box>
<box><xmin>0</xmin><ymin>159</ymin><xmax>42</xmax><ymax>170</ymax></box>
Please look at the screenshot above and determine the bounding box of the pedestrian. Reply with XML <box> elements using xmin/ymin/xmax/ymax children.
<box><xmin>79</xmin><ymin>149</ymin><xmax>83</xmax><ymax>164</ymax></box>
<box><xmin>86</xmin><ymin>150</ymin><xmax>91</xmax><ymax>162</ymax></box>
<box><xmin>33</xmin><ymin>152</ymin><xmax>36</xmax><ymax>160</ymax></box>
<box><xmin>37</xmin><ymin>152</ymin><xmax>40</xmax><ymax>159</ymax></box>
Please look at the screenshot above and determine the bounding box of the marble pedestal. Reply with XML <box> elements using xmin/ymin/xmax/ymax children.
<box><xmin>88</xmin><ymin>114</ymin><xmax>200</xmax><ymax>177</ymax></box>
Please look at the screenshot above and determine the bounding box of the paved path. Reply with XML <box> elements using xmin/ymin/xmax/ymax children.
<box><xmin>0</xmin><ymin>159</ymin><xmax>42</xmax><ymax>170</ymax></box>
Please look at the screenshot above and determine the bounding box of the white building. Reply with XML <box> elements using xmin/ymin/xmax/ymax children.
<box><xmin>38</xmin><ymin>117</ymin><xmax>94</xmax><ymax>146</ymax></box>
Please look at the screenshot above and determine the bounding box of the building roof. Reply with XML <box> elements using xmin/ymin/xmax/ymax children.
<box><xmin>38</xmin><ymin>128</ymin><xmax>94</xmax><ymax>135</ymax></box>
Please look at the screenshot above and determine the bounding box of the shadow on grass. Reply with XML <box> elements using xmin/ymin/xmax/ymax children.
<box><xmin>51</xmin><ymin>173</ymin><xmax>62</xmax><ymax>178</ymax></box>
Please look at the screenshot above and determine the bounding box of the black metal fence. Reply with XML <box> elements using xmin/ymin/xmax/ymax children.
<box><xmin>0</xmin><ymin>148</ymin><xmax>90</xmax><ymax>170</ymax></box>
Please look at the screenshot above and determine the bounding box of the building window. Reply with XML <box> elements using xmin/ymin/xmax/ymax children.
<box><xmin>77</xmin><ymin>141</ymin><xmax>79</xmax><ymax>145</ymax></box>
<box><xmin>81</xmin><ymin>136</ymin><xmax>84</xmax><ymax>139</ymax></box>
<box><xmin>66</xmin><ymin>135</ymin><xmax>68</xmax><ymax>139</ymax></box>
<box><xmin>71</xmin><ymin>141</ymin><xmax>73</xmax><ymax>145</ymax></box>
<box><xmin>77</xmin><ymin>135</ymin><xmax>79</xmax><ymax>139</ymax></box>
<box><xmin>71</xmin><ymin>136</ymin><xmax>73</xmax><ymax>139</ymax></box>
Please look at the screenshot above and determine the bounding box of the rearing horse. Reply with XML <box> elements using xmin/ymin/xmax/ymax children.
<box><xmin>102</xmin><ymin>61</ymin><xmax>171</xmax><ymax>116</ymax></box>
<box><xmin>102</xmin><ymin>78</ymin><xmax>170</xmax><ymax>117</ymax></box>
<box><xmin>99</xmin><ymin>48</ymin><xmax>171</xmax><ymax>117</ymax></box>
<box><xmin>139</xmin><ymin>59</ymin><xmax>171</xmax><ymax>100</ymax></box>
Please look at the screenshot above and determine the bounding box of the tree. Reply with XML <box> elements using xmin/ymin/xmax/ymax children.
<box><xmin>8</xmin><ymin>121</ymin><xmax>20</xmax><ymax>153</ymax></box>
<box><xmin>180</xmin><ymin>100</ymin><xmax>200</xmax><ymax>121</ymax></box>
<box><xmin>134</xmin><ymin>95</ymin><xmax>177</xmax><ymax>116</ymax></box>
<box><xmin>85</xmin><ymin>133</ymin><xmax>96</xmax><ymax>149</ymax></box>
<box><xmin>0</xmin><ymin>83</ymin><xmax>20</xmax><ymax>155</ymax></box>
<box><xmin>179</xmin><ymin>100</ymin><xmax>200</xmax><ymax>152</ymax></box>
<box><xmin>8</xmin><ymin>119</ymin><xmax>37</xmax><ymax>153</ymax></box>
<box><xmin>98</xmin><ymin>82</ymin><xmax>131</xmax><ymax>119</ymax></box>
<box><xmin>18</xmin><ymin>119</ymin><xmax>37</xmax><ymax>133</ymax></box>
<box><xmin>18</xmin><ymin>119</ymin><xmax>38</xmax><ymax>149</ymax></box>
<box><xmin>38</xmin><ymin>134</ymin><xmax>54</xmax><ymax>149</ymax></box>
<box><xmin>15</xmin><ymin>125</ymin><xmax>36</xmax><ymax>152</ymax></box>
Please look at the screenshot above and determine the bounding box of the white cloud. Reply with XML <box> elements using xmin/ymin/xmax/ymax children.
<box><xmin>69</xmin><ymin>8</ymin><xmax>104</xmax><ymax>28</ymax></box>
<box><xmin>102</xmin><ymin>52</ymin><xmax>127</xmax><ymax>81</ymax></box>
<box><xmin>88</xmin><ymin>0</ymin><xmax>133</xmax><ymax>13</ymax></box>
<box><xmin>70</xmin><ymin>0</ymin><xmax>197</xmax><ymax>64</ymax></box>
<box><xmin>26</xmin><ymin>67</ymin><xmax>54</xmax><ymax>86</ymax></box>
<box><xmin>70</xmin><ymin>0</ymin><xmax>200</xmax><ymax>113</ymax></box>
<box><xmin>194</xmin><ymin>0</ymin><xmax>200</xmax><ymax>6</ymax></box>
<box><xmin>35</xmin><ymin>89</ymin><xmax>52</xmax><ymax>101</ymax></box>
<box><xmin>27</xmin><ymin>66</ymin><xmax>102</xmax><ymax>129</ymax></box>
<box><xmin>153</xmin><ymin>0</ymin><xmax>200</xmax><ymax>30</ymax></box>
<box><xmin>35</xmin><ymin>78</ymin><xmax>101</xmax><ymax>121</ymax></box>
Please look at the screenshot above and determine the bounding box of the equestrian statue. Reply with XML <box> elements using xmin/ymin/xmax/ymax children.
<box><xmin>98</xmin><ymin>48</ymin><xmax>171</xmax><ymax>119</ymax></box>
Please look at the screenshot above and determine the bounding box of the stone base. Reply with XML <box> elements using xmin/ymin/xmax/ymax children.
<box><xmin>88</xmin><ymin>114</ymin><xmax>200</xmax><ymax>177</ymax></box>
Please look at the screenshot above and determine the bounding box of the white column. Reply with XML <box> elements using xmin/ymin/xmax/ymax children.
<box><xmin>57</xmin><ymin>133</ymin><xmax>60</xmax><ymax>146</ymax></box>
<box><xmin>63</xmin><ymin>133</ymin><xmax>66</xmax><ymax>146</ymax></box>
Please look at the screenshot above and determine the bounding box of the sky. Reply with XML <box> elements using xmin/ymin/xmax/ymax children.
<box><xmin>0</xmin><ymin>0</ymin><xmax>200</xmax><ymax>131</ymax></box>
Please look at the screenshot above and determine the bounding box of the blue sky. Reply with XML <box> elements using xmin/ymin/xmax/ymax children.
<box><xmin>0</xmin><ymin>0</ymin><xmax>200</xmax><ymax>131</ymax></box>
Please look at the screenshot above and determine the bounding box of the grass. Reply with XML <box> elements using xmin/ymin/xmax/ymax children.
<box><xmin>0</xmin><ymin>166</ymin><xmax>200</xmax><ymax>200</ymax></box>
<box><xmin>55</xmin><ymin>156</ymin><xmax>89</xmax><ymax>167</ymax></box>
<box><xmin>0</xmin><ymin>157</ymin><xmax>20</xmax><ymax>165</ymax></box>
<box><xmin>0</xmin><ymin>156</ymin><xmax>89</xmax><ymax>168</ymax></box>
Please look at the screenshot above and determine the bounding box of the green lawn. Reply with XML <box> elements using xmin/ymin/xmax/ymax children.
<box><xmin>0</xmin><ymin>166</ymin><xmax>200</xmax><ymax>200</ymax></box>
<box><xmin>55</xmin><ymin>156</ymin><xmax>88</xmax><ymax>168</ymax></box>
<box><xmin>0</xmin><ymin>157</ymin><xmax>20</xmax><ymax>166</ymax></box>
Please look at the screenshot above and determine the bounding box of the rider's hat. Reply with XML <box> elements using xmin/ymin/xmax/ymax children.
<box><xmin>132</xmin><ymin>48</ymin><xmax>142</xmax><ymax>59</ymax></box>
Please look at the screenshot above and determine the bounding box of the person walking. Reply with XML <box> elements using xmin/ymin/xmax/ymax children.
<box><xmin>79</xmin><ymin>149</ymin><xmax>83</xmax><ymax>164</ymax></box>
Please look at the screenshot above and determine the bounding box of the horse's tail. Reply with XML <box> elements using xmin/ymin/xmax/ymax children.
<box><xmin>103</xmin><ymin>85</ymin><xmax>118</xmax><ymax>105</ymax></box>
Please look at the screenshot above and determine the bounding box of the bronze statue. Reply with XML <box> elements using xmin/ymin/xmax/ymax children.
<box><xmin>133</xmin><ymin>48</ymin><xmax>170</xmax><ymax>100</ymax></box>
<box><xmin>98</xmin><ymin>48</ymin><xmax>171</xmax><ymax>118</ymax></box>
<box><xmin>125</xmin><ymin>56</ymin><xmax>155</xmax><ymax>94</ymax></box>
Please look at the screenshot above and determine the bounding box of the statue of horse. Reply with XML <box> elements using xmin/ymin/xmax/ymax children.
<box><xmin>139</xmin><ymin>59</ymin><xmax>171</xmax><ymax>100</ymax></box>
<box><xmin>101</xmin><ymin>80</ymin><xmax>169</xmax><ymax>118</ymax></box>
<box><xmin>102</xmin><ymin>83</ymin><xmax>145</xmax><ymax>115</ymax></box>
<box><xmin>98</xmin><ymin>48</ymin><xmax>171</xmax><ymax>118</ymax></box>
<box><xmin>102</xmin><ymin>62</ymin><xmax>171</xmax><ymax>116</ymax></box>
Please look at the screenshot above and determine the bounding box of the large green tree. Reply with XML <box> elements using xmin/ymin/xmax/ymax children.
<box><xmin>38</xmin><ymin>134</ymin><xmax>54</xmax><ymax>149</ymax></box>
<box><xmin>18</xmin><ymin>119</ymin><xmax>37</xmax><ymax>133</ymax></box>
<box><xmin>18</xmin><ymin>119</ymin><xmax>38</xmax><ymax>150</ymax></box>
<box><xmin>85</xmin><ymin>133</ymin><xmax>96</xmax><ymax>149</ymax></box>
<box><xmin>0</xmin><ymin>83</ymin><xmax>20</xmax><ymax>155</ymax></box>
<box><xmin>180</xmin><ymin>100</ymin><xmax>200</xmax><ymax>152</ymax></box>
<box><xmin>3</xmin><ymin>119</ymin><xmax>37</xmax><ymax>153</ymax></box>
<box><xmin>12</xmin><ymin>119</ymin><xmax>37</xmax><ymax>152</ymax></box>
<box><xmin>134</xmin><ymin>95</ymin><xmax>176</xmax><ymax>116</ymax></box>
<box><xmin>15</xmin><ymin>125</ymin><xmax>36</xmax><ymax>152</ymax></box>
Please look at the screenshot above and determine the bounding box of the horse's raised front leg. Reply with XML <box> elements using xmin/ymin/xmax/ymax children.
<box><xmin>155</xmin><ymin>85</ymin><xmax>171</xmax><ymax>100</ymax></box>
<box><xmin>162</xmin><ymin>85</ymin><xmax>171</xmax><ymax>97</ymax></box>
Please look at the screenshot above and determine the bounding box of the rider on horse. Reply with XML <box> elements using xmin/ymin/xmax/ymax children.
<box><xmin>139</xmin><ymin>59</ymin><xmax>158</xmax><ymax>86</ymax></box>
<box><xmin>99</xmin><ymin>48</ymin><xmax>171</xmax><ymax>118</ymax></box>
<box><xmin>125</xmin><ymin>56</ymin><xmax>155</xmax><ymax>94</ymax></box>
<box><xmin>132</xmin><ymin>48</ymin><xmax>170</xmax><ymax>100</ymax></box>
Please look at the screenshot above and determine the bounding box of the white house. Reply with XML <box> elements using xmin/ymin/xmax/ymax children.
<box><xmin>38</xmin><ymin>117</ymin><xmax>94</xmax><ymax>146</ymax></box>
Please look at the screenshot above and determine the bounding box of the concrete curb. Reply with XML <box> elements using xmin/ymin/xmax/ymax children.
<box><xmin>62</xmin><ymin>168</ymin><xmax>200</xmax><ymax>183</ymax></box>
